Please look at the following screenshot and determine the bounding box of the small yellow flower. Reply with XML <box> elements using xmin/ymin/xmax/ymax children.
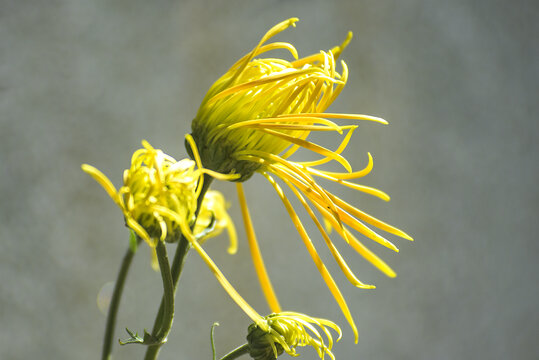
<box><xmin>83</xmin><ymin>140</ymin><xmax>267</xmax><ymax>328</ymax></box>
<box><xmin>247</xmin><ymin>312</ymin><xmax>341</xmax><ymax>360</ymax></box>
<box><xmin>82</xmin><ymin>140</ymin><xmax>200</xmax><ymax>246</ymax></box>
<box><xmin>190</xmin><ymin>18</ymin><xmax>413</xmax><ymax>341</ymax></box>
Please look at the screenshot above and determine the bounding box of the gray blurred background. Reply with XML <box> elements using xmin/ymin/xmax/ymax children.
<box><xmin>1</xmin><ymin>0</ymin><xmax>538</xmax><ymax>359</ymax></box>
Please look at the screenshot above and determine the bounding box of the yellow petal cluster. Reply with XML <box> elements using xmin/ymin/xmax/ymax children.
<box><xmin>191</xmin><ymin>18</ymin><xmax>374</xmax><ymax>182</ymax></box>
<box><xmin>82</xmin><ymin>140</ymin><xmax>200</xmax><ymax>247</ymax></box>
<box><xmin>247</xmin><ymin>312</ymin><xmax>341</xmax><ymax>360</ymax></box>
<box><xmin>190</xmin><ymin>18</ymin><xmax>413</xmax><ymax>341</ymax></box>
<box><xmin>83</xmin><ymin>139</ymin><xmax>267</xmax><ymax>328</ymax></box>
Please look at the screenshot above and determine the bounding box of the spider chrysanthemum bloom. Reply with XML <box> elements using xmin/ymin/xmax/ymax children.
<box><xmin>82</xmin><ymin>140</ymin><xmax>201</xmax><ymax>246</ymax></box>
<box><xmin>247</xmin><ymin>312</ymin><xmax>341</xmax><ymax>360</ymax></box>
<box><xmin>190</xmin><ymin>18</ymin><xmax>413</xmax><ymax>341</ymax></box>
<box><xmin>82</xmin><ymin>140</ymin><xmax>237</xmax><ymax>250</ymax></box>
<box><xmin>191</xmin><ymin>18</ymin><xmax>363</xmax><ymax>183</ymax></box>
<box><xmin>82</xmin><ymin>140</ymin><xmax>267</xmax><ymax>327</ymax></box>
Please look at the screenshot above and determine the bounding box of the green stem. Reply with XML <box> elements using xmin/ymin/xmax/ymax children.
<box><xmin>219</xmin><ymin>343</ymin><xmax>250</xmax><ymax>360</ymax></box>
<box><xmin>102</xmin><ymin>237</ymin><xmax>141</xmax><ymax>360</ymax></box>
<box><xmin>211</xmin><ymin>323</ymin><xmax>219</xmax><ymax>360</ymax></box>
<box><xmin>153</xmin><ymin>240</ymin><xmax>174</xmax><ymax>342</ymax></box>
<box><xmin>144</xmin><ymin>174</ymin><xmax>213</xmax><ymax>360</ymax></box>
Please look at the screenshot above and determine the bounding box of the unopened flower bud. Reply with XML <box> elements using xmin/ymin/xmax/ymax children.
<box><xmin>246</xmin><ymin>312</ymin><xmax>341</xmax><ymax>360</ymax></box>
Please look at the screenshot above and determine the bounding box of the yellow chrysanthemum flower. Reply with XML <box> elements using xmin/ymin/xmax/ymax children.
<box><xmin>82</xmin><ymin>140</ymin><xmax>200</xmax><ymax>246</ymax></box>
<box><xmin>247</xmin><ymin>312</ymin><xmax>341</xmax><ymax>360</ymax></box>
<box><xmin>190</xmin><ymin>18</ymin><xmax>413</xmax><ymax>341</ymax></box>
<box><xmin>82</xmin><ymin>140</ymin><xmax>267</xmax><ymax>328</ymax></box>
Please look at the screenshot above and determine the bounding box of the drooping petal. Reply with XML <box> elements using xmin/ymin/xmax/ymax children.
<box><xmin>306</xmin><ymin>152</ymin><xmax>374</xmax><ymax>180</ymax></box>
<box><xmin>263</xmin><ymin>172</ymin><xmax>359</xmax><ymax>342</ymax></box>
<box><xmin>81</xmin><ymin>164</ymin><xmax>120</xmax><ymax>204</ymax></box>
<box><xmin>260</xmin><ymin>128</ymin><xmax>352</xmax><ymax>172</ymax></box>
<box><xmin>280</xmin><ymin>175</ymin><xmax>376</xmax><ymax>289</ymax></box>
<box><xmin>236</xmin><ymin>182</ymin><xmax>282</xmax><ymax>313</ymax></box>
<box><xmin>282</xmin><ymin>178</ymin><xmax>376</xmax><ymax>289</ymax></box>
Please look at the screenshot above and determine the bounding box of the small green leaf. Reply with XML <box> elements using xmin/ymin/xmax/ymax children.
<box><xmin>119</xmin><ymin>328</ymin><xmax>163</xmax><ymax>346</ymax></box>
<box><xmin>119</xmin><ymin>328</ymin><xmax>144</xmax><ymax>345</ymax></box>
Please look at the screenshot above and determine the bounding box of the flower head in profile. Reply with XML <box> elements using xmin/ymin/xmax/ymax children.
<box><xmin>190</xmin><ymin>18</ymin><xmax>413</xmax><ymax>341</ymax></box>
<box><xmin>82</xmin><ymin>140</ymin><xmax>201</xmax><ymax>247</ymax></box>
<box><xmin>191</xmin><ymin>18</ymin><xmax>366</xmax><ymax>182</ymax></box>
<box><xmin>82</xmin><ymin>140</ymin><xmax>267</xmax><ymax>328</ymax></box>
<box><xmin>247</xmin><ymin>312</ymin><xmax>341</xmax><ymax>360</ymax></box>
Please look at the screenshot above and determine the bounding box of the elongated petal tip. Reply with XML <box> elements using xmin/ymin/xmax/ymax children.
<box><xmin>288</xmin><ymin>17</ymin><xmax>299</xmax><ymax>26</ymax></box>
<box><xmin>81</xmin><ymin>163</ymin><xmax>93</xmax><ymax>172</ymax></box>
<box><xmin>332</xmin><ymin>31</ymin><xmax>354</xmax><ymax>59</ymax></box>
<box><xmin>141</xmin><ymin>139</ymin><xmax>151</xmax><ymax>148</ymax></box>
<box><xmin>383</xmin><ymin>225</ymin><xmax>414</xmax><ymax>242</ymax></box>
<box><xmin>356</xmin><ymin>284</ymin><xmax>376</xmax><ymax>290</ymax></box>
<box><xmin>269</xmin><ymin>18</ymin><xmax>299</xmax><ymax>37</ymax></box>
<box><xmin>81</xmin><ymin>163</ymin><xmax>119</xmax><ymax>201</ymax></box>
<box><xmin>401</xmin><ymin>232</ymin><xmax>414</xmax><ymax>241</ymax></box>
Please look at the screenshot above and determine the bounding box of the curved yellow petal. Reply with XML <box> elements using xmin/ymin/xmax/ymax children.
<box><xmin>263</xmin><ymin>172</ymin><xmax>359</xmax><ymax>342</ymax></box>
<box><xmin>184</xmin><ymin>222</ymin><xmax>265</xmax><ymax>328</ymax></box>
<box><xmin>81</xmin><ymin>164</ymin><xmax>119</xmax><ymax>203</ymax></box>
<box><xmin>260</xmin><ymin>128</ymin><xmax>352</xmax><ymax>173</ymax></box>
<box><xmin>307</xmin><ymin>152</ymin><xmax>374</xmax><ymax>180</ymax></box>
<box><xmin>280</xmin><ymin>175</ymin><xmax>376</xmax><ymax>289</ymax></box>
<box><xmin>286</xmin><ymin>112</ymin><xmax>388</xmax><ymax>125</ymax></box>
<box><xmin>236</xmin><ymin>182</ymin><xmax>282</xmax><ymax>313</ymax></box>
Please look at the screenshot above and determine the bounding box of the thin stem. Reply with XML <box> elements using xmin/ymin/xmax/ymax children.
<box><xmin>144</xmin><ymin>235</ymin><xmax>189</xmax><ymax>359</ymax></box>
<box><xmin>144</xmin><ymin>174</ymin><xmax>213</xmax><ymax>360</ymax></box>
<box><xmin>102</xmin><ymin>237</ymin><xmax>142</xmax><ymax>360</ymax></box>
<box><xmin>211</xmin><ymin>323</ymin><xmax>220</xmax><ymax>360</ymax></box>
<box><xmin>219</xmin><ymin>343</ymin><xmax>250</xmax><ymax>360</ymax></box>
<box><xmin>153</xmin><ymin>240</ymin><xmax>175</xmax><ymax>342</ymax></box>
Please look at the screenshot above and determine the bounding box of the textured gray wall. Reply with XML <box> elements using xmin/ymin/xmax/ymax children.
<box><xmin>1</xmin><ymin>1</ymin><xmax>538</xmax><ymax>359</ymax></box>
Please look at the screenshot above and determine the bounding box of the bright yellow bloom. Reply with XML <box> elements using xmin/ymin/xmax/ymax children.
<box><xmin>82</xmin><ymin>140</ymin><xmax>266</xmax><ymax>328</ymax></box>
<box><xmin>191</xmin><ymin>18</ymin><xmax>368</xmax><ymax>182</ymax></box>
<box><xmin>190</xmin><ymin>18</ymin><xmax>413</xmax><ymax>341</ymax></box>
<box><xmin>82</xmin><ymin>140</ymin><xmax>200</xmax><ymax>246</ymax></box>
<box><xmin>247</xmin><ymin>312</ymin><xmax>341</xmax><ymax>360</ymax></box>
